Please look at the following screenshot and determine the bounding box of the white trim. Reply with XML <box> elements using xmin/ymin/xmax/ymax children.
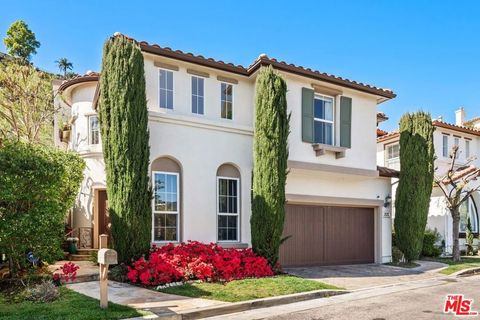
<box><xmin>152</xmin><ymin>171</ymin><xmax>180</xmax><ymax>243</ymax></box>
<box><xmin>148</xmin><ymin>111</ymin><xmax>253</xmax><ymax>136</ymax></box>
<box><xmin>220</xmin><ymin>82</ymin><xmax>234</xmax><ymax>120</ymax></box>
<box><xmin>88</xmin><ymin>115</ymin><xmax>100</xmax><ymax>146</ymax></box>
<box><xmin>158</xmin><ymin>68</ymin><xmax>175</xmax><ymax>110</ymax></box>
<box><xmin>191</xmin><ymin>75</ymin><xmax>205</xmax><ymax>115</ymax></box>
<box><xmin>313</xmin><ymin>94</ymin><xmax>335</xmax><ymax>145</ymax></box>
<box><xmin>216</xmin><ymin>176</ymin><xmax>240</xmax><ymax>243</ymax></box>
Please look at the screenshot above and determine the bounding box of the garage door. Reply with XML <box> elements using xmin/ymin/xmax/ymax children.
<box><xmin>279</xmin><ymin>204</ymin><xmax>375</xmax><ymax>266</ymax></box>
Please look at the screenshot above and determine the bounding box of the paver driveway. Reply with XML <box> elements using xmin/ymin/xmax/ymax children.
<box><xmin>285</xmin><ymin>261</ymin><xmax>447</xmax><ymax>290</ymax></box>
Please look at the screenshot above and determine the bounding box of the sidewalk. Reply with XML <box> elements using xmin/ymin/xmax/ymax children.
<box><xmin>67</xmin><ymin>280</ymin><xmax>224</xmax><ymax>318</ymax></box>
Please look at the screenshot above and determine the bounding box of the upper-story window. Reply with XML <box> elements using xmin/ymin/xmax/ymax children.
<box><xmin>442</xmin><ymin>135</ymin><xmax>449</xmax><ymax>158</ymax></box>
<box><xmin>159</xmin><ymin>69</ymin><xmax>174</xmax><ymax>109</ymax></box>
<box><xmin>314</xmin><ymin>95</ymin><xmax>334</xmax><ymax>145</ymax></box>
<box><xmin>221</xmin><ymin>83</ymin><xmax>233</xmax><ymax>119</ymax></box>
<box><xmin>454</xmin><ymin>137</ymin><xmax>460</xmax><ymax>159</ymax></box>
<box><xmin>386</xmin><ymin>143</ymin><xmax>400</xmax><ymax>170</ymax></box>
<box><xmin>465</xmin><ymin>139</ymin><xmax>471</xmax><ymax>159</ymax></box>
<box><xmin>191</xmin><ymin>76</ymin><xmax>204</xmax><ymax>115</ymax></box>
<box><xmin>89</xmin><ymin>115</ymin><xmax>100</xmax><ymax>145</ymax></box>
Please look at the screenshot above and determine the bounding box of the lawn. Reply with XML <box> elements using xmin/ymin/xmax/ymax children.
<box><xmin>423</xmin><ymin>256</ymin><xmax>480</xmax><ymax>275</ymax></box>
<box><xmin>0</xmin><ymin>287</ymin><xmax>148</xmax><ymax>320</ymax></box>
<box><xmin>159</xmin><ymin>275</ymin><xmax>342</xmax><ymax>302</ymax></box>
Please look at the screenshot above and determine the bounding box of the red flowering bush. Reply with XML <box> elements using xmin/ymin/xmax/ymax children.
<box><xmin>127</xmin><ymin>241</ymin><xmax>273</xmax><ymax>286</ymax></box>
<box><xmin>52</xmin><ymin>262</ymin><xmax>79</xmax><ymax>286</ymax></box>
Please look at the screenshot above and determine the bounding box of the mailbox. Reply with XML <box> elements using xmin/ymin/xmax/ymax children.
<box><xmin>98</xmin><ymin>249</ymin><xmax>118</xmax><ymax>265</ymax></box>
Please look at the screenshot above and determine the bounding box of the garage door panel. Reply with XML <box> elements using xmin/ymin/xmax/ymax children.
<box><xmin>279</xmin><ymin>204</ymin><xmax>374</xmax><ymax>266</ymax></box>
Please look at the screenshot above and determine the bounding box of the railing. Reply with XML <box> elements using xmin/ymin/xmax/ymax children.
<box><xmin>65</xmin><ymin>227</ymin><xmax>93</xmax><ymax>249</ymax></box>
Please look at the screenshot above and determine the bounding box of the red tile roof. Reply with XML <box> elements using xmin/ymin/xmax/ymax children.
<box><xmin>377</xmin><ymin>166</ymin><xmax>400</xmax><ymax>178</ymax></box>
<box><xmin>58</xmin><ymin>71</ymin><xmax>100</xmax><ymax>92</ymax></box>
<box><xmin>59</xmin><ymin>33</ymin><xmax>396</xmax><ymax>99</ymax></box>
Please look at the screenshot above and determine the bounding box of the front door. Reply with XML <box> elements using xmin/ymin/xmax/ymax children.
<box><xmin>97</xmin><ymin>189</ymin><xmax>111</xmax><ymax>245</ymax></box>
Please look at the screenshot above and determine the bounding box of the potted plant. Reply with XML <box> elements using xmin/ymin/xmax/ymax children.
<box><xmin>60</xmin><ymin>123</ymin><xmax>71</xmax><ymax>142</ymax></box>
<box><xmin>66</xmin><ymin>237</ymin><xmax>79</xmax><ymax>254</ymax></box>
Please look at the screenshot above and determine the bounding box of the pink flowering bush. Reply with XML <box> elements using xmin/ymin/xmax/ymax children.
<box><xmin>127</xmin><ymin>241</ymin><xmax>274</xmax><ymax>286</ymax></box>
<box><xmin>52</xmin><ymin>262</ymin><xmax>79</xmax><ymax>286</ymax></box>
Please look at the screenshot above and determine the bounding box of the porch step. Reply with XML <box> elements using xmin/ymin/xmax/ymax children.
<box><xmin>69</xmin><ymin>254</ymin><xmax>91</xmax><ymax>261</ymax></box>
<box><xmin>76</xmin><ymin>248</ymin><xmax>98</xmax><ymax>256</ymax></box>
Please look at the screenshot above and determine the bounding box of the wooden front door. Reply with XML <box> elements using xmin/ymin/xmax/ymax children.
<box><xmin>97</xmin><ymin>189</ymin><xmax>111</xmax><ymax>244</ymax></box>
<box><xmin>279</xmin><ymin>204</ymin><xmax>375</xmax><ymax>267</ymax></box>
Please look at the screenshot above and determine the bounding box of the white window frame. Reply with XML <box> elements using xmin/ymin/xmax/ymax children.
<box><xmin>220</xmin><ymin>82</ymin><xmax>234</xmax><ymax>120</ymax></box>
<box><xmin>88</xmin><ymin>115</ymin><xmax>100</xmax><ymax>145</ymax></box>
<box><xmin>385</xmin><ymin>143</ymin><xmax>400</xmax><ymax>170</ymax></box>
<box><xmin>191</xmin><ymin>76</ymin><xmax>205</xmax><ymax>115</ymax></box>
<box><xmin>465</xmin><ymin>139</ymin><xmax>471</xmax><ymax>159</ymax></box>
<box><xmin>454</xmin><ymin>137</ymin><xmax>460</xmax><ymax>159</ymax></box>
<box><xmin>216</xmin><ymin>176</ymin><xmax>240</xmax><ymax>242</ymax></box>
<box><xmin>152</xmin><ymin>171</ymin><xmax>180</xmax><ymax>243</ymax></box>
<box><xmin>159</xmin><ymin>68</ymin><xmax>174</xmax><ymax>110</ymax></box>
<box><xmin>313</xmin><ymin>94</ymin><xmax>335</xmax><ymax>145</ymax></box>
<box><xmin>442</xmin><ymin>134</ymin><xmax>449</xmax><ymax>158</ymax></box>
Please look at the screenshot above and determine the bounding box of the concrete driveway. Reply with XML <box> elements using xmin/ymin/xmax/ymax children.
<box><xmin>285</xmin><ymin>261</ymin><xmax>447</xmax><ymax>290</ymax></box>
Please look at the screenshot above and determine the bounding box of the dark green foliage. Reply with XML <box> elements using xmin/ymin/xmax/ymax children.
<box><xmin>465</xmin><ymin>217</ymin><xmax>475</xmax><ymax>256</ymax></box>
<box><xmin>0</xmin><ymin>141</ymin><xmax>85</xmax><ymax>272</ymax></box>
<box><xmin>98</xmin><ymin>35</ymin><xmax>151</xmax><ymax>263</ymax></box>
<box><xmin>394</xmin><ymin>112</ymin><xmax>435</xmax><ymax>261</ymax></box>
<box><xmin>422</xmin><ymin>228</ymin><xmax>442</xmax><ymax>257</ymax></box>
<box><xmin>251</xmin><ymin>66</ymin><xmax>290</xmax><ymax>267</ymax></box>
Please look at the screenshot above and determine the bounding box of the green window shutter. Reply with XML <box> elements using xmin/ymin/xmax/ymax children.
<box><xmin>302</xmin><ymin>87</ymin><xmax>315</xmax><ymax>143</ymax></box>
<box><xmin>339</xmin><ymin>96</ymin><xmax>352</xmax><ymax>148</ymax></box>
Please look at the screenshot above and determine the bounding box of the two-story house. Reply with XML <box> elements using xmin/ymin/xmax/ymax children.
<box><xmin>377</xmin><ymin>108</ymin><xmax>480</xmax><ymax>254</ymax></box>
<box><xmin>55</xmin><ymin>33</ymin><xmax>396</xmax><ymax>266</ymax></box>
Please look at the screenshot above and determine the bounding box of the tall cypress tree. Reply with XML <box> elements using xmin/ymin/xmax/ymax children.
<box><xmin>98</xmin><ymin>35</ymin><xmax>151</xmax><ymax>262</ymax></box>
<box><xmin>251</xmin><ymin>66</ymin><xmax>290</xmax><ymax>267</ymax></box>
<box><xmin>394</xmin><ymin>112</ymin><xmax>435</xmax><ymax>261</ymax></box>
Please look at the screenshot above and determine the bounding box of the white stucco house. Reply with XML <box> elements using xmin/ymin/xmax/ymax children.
<box><xmin>54</xmin><ymin>33</ymin><xmax>397</xmax><ymax>266</ymax></box>
<box><xmin>377</xmin><ymin>108</ymin><xmax>480</xmax><ymax>254</ymax></box>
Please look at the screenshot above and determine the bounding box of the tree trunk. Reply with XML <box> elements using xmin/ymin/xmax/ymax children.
<box><xmin>452</xmin><ymin>208</ymin><xmax>461</xmax><ymax>262</ymax></box>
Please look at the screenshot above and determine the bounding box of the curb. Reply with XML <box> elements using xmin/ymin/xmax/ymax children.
<box><xmin>177</xmin><ymin>289</ymin><xmax>347</xmax><ymax>320</ymax></box>
<box><xmin>453</xmin><ymin>267</ymin><xmax>480</xmax><ymax>277</ymax></box>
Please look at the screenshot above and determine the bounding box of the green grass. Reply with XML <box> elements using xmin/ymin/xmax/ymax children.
<box><xmin>159</xmin><ymin>276</ymin><xmax>341</xmax><ymax>302</ymax></box>
<box><xmin>0</xmin><ymin>287</ymin><xmax>148</xmax><ymax>320</ymax></box>
<box><xmin>423</xmin><ymin>256</ymin><xmax>480</xmax><ymax>275</ymax></box>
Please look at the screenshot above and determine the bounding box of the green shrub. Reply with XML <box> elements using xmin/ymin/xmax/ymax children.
<box><xmin>251</xmin><ymin>66</ymin><xmax>290</xmax><ymax>267</ymax></box>
<box><xmin>394</xmin><ymin>112</ymin><xmax>435</xmax><ymax>261</ymax></box>
<box><xmin>0</xmin><ymin>141</ymin><xmax>85</xmax><ymax>273</ymax></box>
<box><xmin>422</xmin><ymin>228</ymin><xmax>442</xmax><ymax>257</ymax></box>
<box><xmin>98</xmin><ymin>34</ymin><xmax>151</xmax><ymax>263</ymax></box>
<box><xmin>392</xmin><ymin>246</ymin><xmax>404</xmax><ymax>263</ymax></box>
<box><xmin>109</xmin><ymin>263</ymin><xmax>128</xmax><ymax>282</ymax></box>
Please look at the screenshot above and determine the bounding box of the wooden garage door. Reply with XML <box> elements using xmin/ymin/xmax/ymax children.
<box><xmin>279</xmin><ymin>204</ymin><xmax>375</xmax><ymax>266</ymax></box>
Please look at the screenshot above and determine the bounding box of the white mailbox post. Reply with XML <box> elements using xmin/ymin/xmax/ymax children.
<box><xmin>98</xmin><ymin>248</ymin><xmax>117</xmax><ymax>308</ymax></box>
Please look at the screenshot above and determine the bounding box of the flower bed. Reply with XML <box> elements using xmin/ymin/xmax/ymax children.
<box><xmin>127</xmin><ymin>241</ymin><xmax>273</xmax><ymax>286</ymax></box>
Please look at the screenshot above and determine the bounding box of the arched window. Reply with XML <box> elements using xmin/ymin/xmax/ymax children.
<box><xmin>151</xmin><ymin>157</ymin><xmax>181</xmax><ymax>242</ymax></box>
<box><xmin>460</xmin><ymin>196</ymin><xmax>478</xmax><ymax>234</ymax></box>
<box><xmin>216</xmin><ymin>164</ymin><xmax>240</xmax><ymax>242</ymax></box>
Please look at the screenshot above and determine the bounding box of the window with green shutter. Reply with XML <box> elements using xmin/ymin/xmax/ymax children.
<box><xmin>339</xmin><ymin>96</ymin><xmax>352</xmax><ymax>148</ymax></box>
<box><xmin>301</xmin><ymin>88</ymin><xmax>314</xmax><ymax>143</ymax></box>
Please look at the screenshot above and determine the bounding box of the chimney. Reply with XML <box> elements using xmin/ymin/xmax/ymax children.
<box><xmin>455</xmin><ymin>107</ymin><xmax>465</xmax><ymax>126</ymax></box>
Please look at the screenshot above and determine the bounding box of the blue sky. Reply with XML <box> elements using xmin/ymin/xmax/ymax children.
<box><xmin>2</xmin><ymin>1</ymin><xmax>480</xmax><ymax>131</ymax></box>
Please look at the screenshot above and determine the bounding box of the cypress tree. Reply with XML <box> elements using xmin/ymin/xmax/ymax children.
<box><xmin>394</xmin><ymin>112</ymin><xmax>435</xmax><ymax>261</ymax></box>
<box><xmin>251</xmin><ymin>66</ymin><xmax>290</xmax><ymax>267</ymax></box>
<box><xmin>98</xmin><ymin>35</ymin><xmax>151</xmax><ymax>263</ymax></box>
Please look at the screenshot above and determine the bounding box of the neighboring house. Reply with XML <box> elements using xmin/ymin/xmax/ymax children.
<box><xmin>377</xmin><ymin>108</ymin><xmax>480</xmax><ymax>254</ymax></box>
<box><xmin>55</xmin><ymin>33</ymin><xmax>397</xmax><ymax>266</ymax></box>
